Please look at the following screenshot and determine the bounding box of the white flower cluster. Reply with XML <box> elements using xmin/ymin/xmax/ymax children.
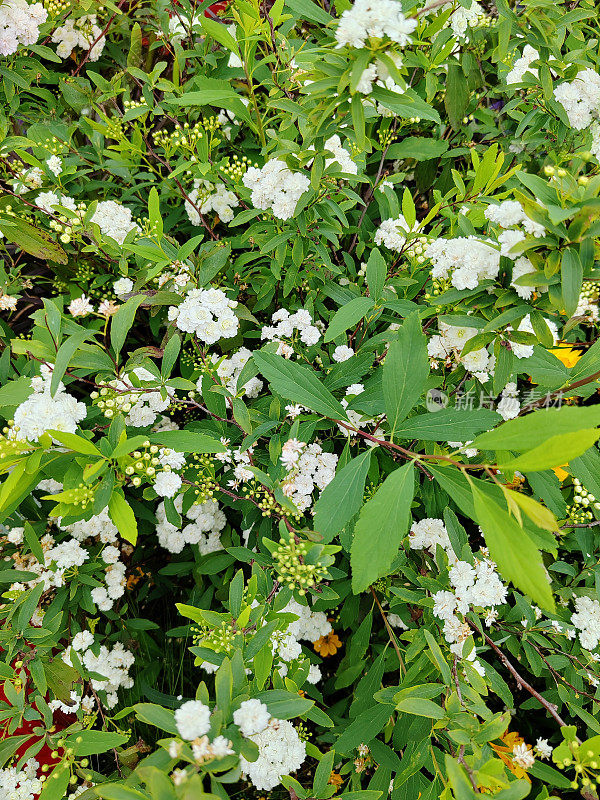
<box><xmin>96</xmin><ymin>367</ymin><xmax>174</xmax><ymax>427</ymax></box>
<box><xmin>0</xmin><ymin>0</ymin><xmax>46</xmax><ymax>56</ymax></box>
<box><xmin>91</xmin><ymin>200</ymin><xmax>140</xmax><ymax>245</ymax></box>
<box><xmin>409</xmin><ymin>517</ymin><xmax>452</xmax><ymax>555</ymax></box>
<box><xmin>448</xmin><ymin>0</ymin><xmax>485</xmax><ymax>40</ymax></box>
<box><xmin>185</xmin><ymin>181</ymin><xmax>239</xmax><ymax>225</ymax></box>
<box><xmin>0</xmin><ymin>758</ymin><xmax>42</xmax><ymax>800</ymax></box>
<box><xmin>239</xmin><ymin>717</ymin><xmax>306</xmax><ymax>791</ymax></box>
<box><xmin>432</xmin><ymin>556</ymin><xmax>507</xmax><ymax>672</ymax></box>
<box><xmin>484</xmin><ymin>199</ymin><xmax>545</xmax><ymax>238</ymax></box>
<box><xmin>156</xmin><ymin>495</ymin><xmax>226</xmax><ymax>554</ymax></box>
<box><xmin>324</xmin><ymin>135</ymin><xmax>358</xmax><ymax>175</ymax></box>
<box><xmin>12</xmin><ymin>364</ymin><xmax>86</xmax><ymax>442</ymax></box>
<box><xmin>571</xmin><ymin>596</ymin><xmax>600</xmax><ymax>650</ymax></box>
<box><xmin>36</xmin><ymin>189</ymin><xmax>77</xmax><ymax>215</ymax></box>
<box><xmin>261</xmin><ymin>308</ymin><xmax>321</xmax><ymax>354</ymax></box>
<box><xmin>52</xmin><ymin>15</ymin><xmax>105</xmax><ymax>61</ymax></box>
<box><xmin>242</xmin><ymin>159</ymin><xmax>310</xmax><ymax>220</ymax></box>
<box><xmin>512</xmin><ymin>742</ymin><xmax>535</xmax><ymax>769</ymax></box>
<box><xmin>333</xmin><ymin>344</ymin><xmax>354</xmax><ymax>362</ymax></box>
<box><xmin>334</xmin><ymin>0</ymin><xmax>417</xmax><ymax>49</ymax></box>
<box><xmin>269</xmin><ymin>597</ymin><xmax>330</xmax><ymax>681</ymax></box>
<box><xmin>168</xmin><ymin>287</ymin><xmax>239</xmax><ymax>345</ymax></box>
<box><xmin>506</xmin><ymin>45</ymin><xmax>539</xmax><ymax>85</ymax></box>
<box><xmin>375</xmin><ymin>214</ymin><xmax>415</xmax><ymax>252</ymax></box>
<box><xmin>426</xmin><ymin>236</ymin><xmax>501</xmax><ymax>290</ymax></box>
<box><xmin>198</xmin><ymin>348</ymin><xmax>263</xmax><ymax>399</ymax></box>
<box><xmin>280</xmin><ymin>441</ymin><xmax>338</xmax><ymax>512</ymax></box>
<box><xmin>175</xmin><ymin>699</ymin><xmax>211</xmax><ymax>739</ymax></box>
<box><xmin>75</xmin><ymin>642</ymin><xmax>134</xmax><ymax>708</ymax></box>
<box><xmin>497</xmin><ymin>382</ymin><xmax>520</xmax><ymax>420</ymax></box>
<box><xmin>234</xmin><ymin>699</ymin><xmax>271</xmax><ymax>736</ymax></box>
<box><xmin>554</xmin><ymin>68</ymin><xmax>600</xmax><ymax>130</ymax></box>
<box><xmin>427</xmin><ymin>322</ymin><xmax>494</xmax><ymax>382</ymax></box>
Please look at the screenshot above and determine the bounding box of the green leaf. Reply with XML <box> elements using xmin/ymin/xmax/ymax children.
<box><xmin>386</xmin><ymin>138</ymin><xmax>448</xmax><ymax>161</ymax></box>
<box><xmin>561</xmin><ymin>248</ymin><xmax>583</xmax><ymax>318</ymax></box>
<box><xmin>108</xmin><ymin>491</ymin><xmax>138</xmax><ymax>545</ymax></box>
<box><xmin>256</xmin><ymin>689</ymin><xmax>314</xmax><ymax>719</ymax></box>
<box><xmin>395</xmin><ymin>697</ymin><xmax>445</xmax><ymax>719</ymax></box>
<box><xmin>351</xmin><ymin>463</ymin><xmax>414</xmax><ymax>593</ymax></box>
<box><xmin>149</xmin><ymin>429</ymin><xmax>226</xmax><ymax>453</ymax></box>
<box><xmin>313</xmin><ymin>451</ymin><xmax>372</xmax><ymax>543</ymax></box>
<box><xmin>324</xmin><ymin>297</ymin><xmax>375</xmax><ymax>343</ymax></box>
<box><xmin>383</xmin><ymin>313</ymin><xmax>428</xmax><ymax>438</ymax></box>
<box><xmin>335</xmin><ymin>702</ymin><xmax>393</xmax><ymax>754</ymax></box>
<box><xmin>371</xmin><ymin>87</ymin><xmax>441</xmax><ymax>124</ymax></box>
<box><xmin>111</xmin><ymin>294</ymin><xmax>146</xmax><ymax>357</ymax></box>
<box><xmin>366</xmin><ymin>249</ymin><xmax>387</xmax><ymax>302</ymax></box>
<box><xmin>471</xmin><ymin>405</ymin><xmax>600</xmax><ymax>452</ymax></box>
<box><xmin>39</xmin><ymin>762</ymin><xmax>71</xmax><ymax>800</ymax></box>
<box><xmin>499</xmin><ymin>429</ymin><xmax>600</xmax><ymax>472</ymax></box>
<box><xmin>473</xmin><ymin>486</ymin><xmax>554</xmax><ymax>610</ymax></box>
<box><xmin>254</xmin><ymin>351</ymin><xmax>348</xmax><ymax>420</ymax></box>
<box><xmin>0</xmin><ymin>734</ymin><xmax>32</xmax><ymax>768</ymax></box>
<box><xmin>51</xmin><ymin>329</ymin><xmax>92</xmax><ymax>395</ymax></box>
<box><xmin>0</xmin><ymin>216</ymin><xmax>68</xmax><ymax>264</ymax></box>
<box><xmin>64</xmin><ymin>730</ymin><xmax>129</xmax><ymax>756</ymax></box>
<box><xmin>133</xmin><ymin>703</ymin><xmax>178</xmax><ymax>734</ymax></box>
<box><xmin>444</xmin><ymin>64</ymin><xmax>469</xmax><ymax>131</ymax></box>
<box><xmin>47</xmin><ymin>430</ymin><xmax>101</xmax><ymax>456</ymax></box>
<box><xmin>393</xmin><ymin>408</ymin><xmax>500</xmax><ymax>441</ymax></box>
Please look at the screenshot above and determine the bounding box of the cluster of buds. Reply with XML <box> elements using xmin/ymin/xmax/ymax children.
<box><xmin>121</xmin><ymin>441</ymin><xmax>161</xmax><ymax>488</ymax></box>
<box><xmin>91</xmin><ymin>381</ymin><xmax>136</xmax><ymax>419</ymax></box>
<box><xmin>43</xmin><ymin>0</ymin><xmax>69</xmax><ymax>14</ymax></box>
<box><xmin>44</xmin><ymin>482</ymin><xmax>95</xmax><ymax>511</ymax></box>
<box><xmin>272</xmin><ymin>534</ymin><xmax>327</xmax><ymax>595</ymax></box>
<box><xmin>153</xmin><ymin>121</ymin><xmax>211</xmax><ymax>155</ymax></box>
<box><xmin>241</xmin><ymin>481</ymin><xmax>302</xmax><ymax>521</ymax></box>
<box><xmin>0</xmin><ymin>430</ymin><xmax>33</xmax><ymax>461</ymax></box>
<box><xmin>193</xmin><ymin>620</ymin><xmax>238</xmax><ymax>653</ymax></box>
<box><xmin>123</xmin><ymin>99</ymin><xmax>148</xmax><ymax>117</ymax></box>
<box><xmin>186</xmin><ymin>453</ymin><xmax>217</xmax><ymax>504</ymax></box>
<box><xmin>219</xmin><ymin>154</ymin><xmax>253</xmax><ymax>182</ymax></box>
<box><xmin>566</xmin><ymin>478</ymin><xmax>600</xmax><ymax>524</ymax></box>
<box><xmin>554</xmin><ymin>739</ymin><xmax>600</xmax><ymax>792</ymax></box>
<box><xmin>424</xmin><ymin>276</ymin><xmax>450</xmax><ymax>300</ymax></box>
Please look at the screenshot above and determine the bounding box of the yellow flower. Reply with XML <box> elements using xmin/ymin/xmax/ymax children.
<box><xmin>553</xmin><ymin>464</ymin><xmax>569</xmax><ymax>482</ymax></box>
<box><xmin>328</xmin><ymin>772</ymin><xmax>344</xmax><ymax>790</ymax></box>
<box><xmin>550</xmin><ymin>345</ymin><xmax>583</xmax><ymax>369</ymax></box>
<box><xmin>314</xmin><ymin>632</ymin><xmax>342</xmax><ymax>657</ymax></box>
<box><xmin>490</xmin><ymin>731</ymin><xmax>531</xmax><ymax>782</ymax></box>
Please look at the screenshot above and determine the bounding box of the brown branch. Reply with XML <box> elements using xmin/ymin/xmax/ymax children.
<box><xmin>472</xmin><ymin>623</ymin><xmax>570</xmax><ymax>728</ymax></box>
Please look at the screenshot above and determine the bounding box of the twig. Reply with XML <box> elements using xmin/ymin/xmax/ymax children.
<box><xmin>371</xmin><ymin>586</ymin><xmax>405</xmax><ymax>675</ymax></box>
<box><xmin>472</xmin><ymin>623</ymin><xmax>569</xmax><ymax>728</ymax></box>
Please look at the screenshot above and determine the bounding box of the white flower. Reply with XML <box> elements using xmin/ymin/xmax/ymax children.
<box><xmin>13</xmin><ymin>365</ymin><xmax>86</xmax><ymax>443</ymax></box>
<box><xmin>324</xmin><ymin>135</ymin><xmax>358</xmax><ymax>175</ymax></box>
<box><xmin>72</xmin><ymin>631</ymin><xmax>94</xmax><ymax>651</ymax></box>
<box><xmin>234</xmin><ymin>699</ymin><xmax>271</xmax><ymax>736</ymax></box>
<box><xmin>239</xmin><ymin>718</ymin><xmax>306</xmax><ymax>790</ymax></box>
<box><xmin>175</xmin><ymin>700</ymin><xmax>211</xmax><ymax>740</ymax></box>
<box><xmin>68</xmin><ymin>295</ymin><xmax>94</xmax><ymax>317</ymax></box>
<box><xmin>46</xmin><ymin>155</ymin><xmax>62</xmax><ymax>176</ymax></box>
<box><xmin>242</xmin><ymin>159</ymin><xmax>310</xmax><ymax>220</ymax></box>
<box><xmin>154</xmin><ymin>471</ymin><xmax>183</xmax><ymax>498</ymax></box>
<box><xmin>534</xmin><ymin>738</ymin><xmax>553</xmax><ymax>759</ymax></box>
<box><xmin>92</xmin><ymin>200</ymin><xmax>139</xmax><ymax>244</ymax></box>
<box><xmin>335</xmin><ymin>0</ymin><xmax>417</xmax><ymax>49</ymax></box>
<box><xmin>168</xmin><ymin>287</ymin><xmax>239</xmax><ymax>345</ymax></box>
<box><xmin>375</xmin><ymin>214</ymin><xmax>416</xmax><ymax>252</ymax></box>
<box><xmin>114</xmin><ymin>277</ymin><xmax>133</xmax><ymax>297</ymax></box>
<box><xmin>512</xmin><ymin>742</ymin><xmax>535</xmax><ymax>769</ymax></box>
<box><xmin>506</xmin><ymin>45</ymin><xmax>539</xmax><ymax>85</ymax></box>
<box><xmin>427</xmin><ymin>236</ymin><xmax>500</xmax><ymax>290</ymax></box>
<box><xmin>332</xmin><ymin>345</ymin><xmax>354</xmax><ymax>362</ymax></box>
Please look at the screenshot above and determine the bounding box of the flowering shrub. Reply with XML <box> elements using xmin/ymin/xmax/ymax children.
<box><xmin>2</xmin><ymin>0</ymin><xmax>600</xmax><ymax>798</ymax></box>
